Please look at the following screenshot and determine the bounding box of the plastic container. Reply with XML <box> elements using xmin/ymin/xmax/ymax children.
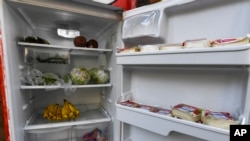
<box><xmin>26</xmin><ymin>127</ymin><xmax>73</xmax><ymax>141</ymax></box>
<box><xmin>122</xmin><ymin>10</ymin><xmax>166</xmax><ymax>45</ymax></box>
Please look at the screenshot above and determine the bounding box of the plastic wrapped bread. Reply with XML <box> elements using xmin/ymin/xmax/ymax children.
<box><xmin>172</xmin><ymin>104</ymin><xmax>201</xmax><ymax>122</ymax></box>
<box><xmin>201</xmin><ymin>110</ymin><xmax>240</xmax><ymax>129</ymax></box>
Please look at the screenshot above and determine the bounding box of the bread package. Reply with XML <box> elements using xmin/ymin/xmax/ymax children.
<box><xmin>201</xmin><ymin>110</ymin><xmax>240</xmax><ymax>129</ymax></box>
<box><xmin>172</xmin><ymin>104</ymin><xmax>201</xmax><ymax>122</ymax></box>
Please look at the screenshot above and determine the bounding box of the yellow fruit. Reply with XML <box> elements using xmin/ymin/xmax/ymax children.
<box><xmin>75</xmin><ymin>109</ymin><xmax>80</xmax><ymax>117</ymax></box>
<box><xmin>68</xmin><ymin>112</ymin><xmax>75</xmax><ymax>120</ymax></box>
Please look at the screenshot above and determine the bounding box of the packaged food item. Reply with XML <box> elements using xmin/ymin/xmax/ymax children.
<box><xmin>118</xmin><ymin>47</ymin><xmax>140</xmax><ymax>53</ymax></box>
<box><xmin>119</xmin><ymin>100</ymin><xmax>141</xmax><ymax>108</ymax></box>
<box><xmin>201</xmin><ymin>110</ymin><xmax>240</xmax><ymax>129</ymax></box>
<box><xmin>153</xmin><ymin>108</ymin><xmax>172</xmax><ymax>116</ymax></box>
<box><xmin>24</xmin><ymin>48</ymin><xmax>70</xmax><ymax>64</ymax></box>
<box><xmin>183</xmin><ymin>38</ymin><xmax>211</xmax><ymax>48</ymax></box>
<box><xmin>159</xmin><ymin>43</ymin><xmax>183</xmax><ymax>51</ymax></box>
<box><xmin>88</xmin><ymin>68</ymin><xmax>110</xmax><ymax>84</ymax></box>
<box><xmin>82</xmin><ymin>128</ymin><xmax>107</xmax><ymax>141</ymax></box>
<box><xmin>211</xmin><ymin>36</ymin><xmax>250</xmax><ymax>47</ymax></box>
<box><xmin>172</xmin><ymin>104</ymin><xmax>201</xmax><ymax>122</ymax></box>
<box><xmin>140</xmin><ymin>45</ymin><xmax>159</xmax><ymax>52</ymax></box>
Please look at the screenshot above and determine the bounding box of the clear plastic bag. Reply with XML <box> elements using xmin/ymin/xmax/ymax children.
<box><xmin>20</xmin><ymin>67</ymin><xmax>44</xmax><ymax>86</ymax></box>
<box><xmin>122</xmin><ymin>10</ymin><xmax>160</xmax><ymax>39</ymax></box>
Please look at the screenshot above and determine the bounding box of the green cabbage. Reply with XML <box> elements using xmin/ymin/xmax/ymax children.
<box><xmin>70</xmin><ymin>67</ymin><xmax>90</xmax><ymax>85</ymax></box>
<box><xmin>89</xmin><ymin>68</ymin><xmax>109</xmax><ymax>84</ymax></box>
<box><xmin>43</xmin><ymin>72</ymin><xmax>61</xmax><ymax>85</ymax></box>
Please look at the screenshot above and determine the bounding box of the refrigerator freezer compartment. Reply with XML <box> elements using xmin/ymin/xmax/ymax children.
<box><xmin>116</xmin><ymin>44</ymin><xmax>250</xmax><ymax>65</ymax></box>
<box><xmin>115</xmin><ymin>93</ymin><xmax>231</xmax><ymax>141</ymax></box>
<box><xmin>73</xmin><ymin>122</ymin><xmax>110</xmax><ymax>141</ymax></box>
<box><xmin>24</xmin><ymin>104</ymin><xmax>111</xmax><ymax>132</ymax></box>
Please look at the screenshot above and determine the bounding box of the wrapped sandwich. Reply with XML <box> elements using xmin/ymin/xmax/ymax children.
<box><xmin>172</xmin><ymin>104</ymin><xmax>202</xmax><ymax>122</ymax></box>
<box><xmin>211</xmin><ymin>36</ymin><xmax>249</xmax><ymax>47</ymax></box>
<box><xmin>201</xmin><ymin>110</ymin><xmax>240</xmax><ymax>129</ymax></box>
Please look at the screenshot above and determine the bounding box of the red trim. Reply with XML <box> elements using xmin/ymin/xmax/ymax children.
<box><xmin>0</xmin><ymin>37</ymin><xmax>10</xmax><ymax>141</ymax></box>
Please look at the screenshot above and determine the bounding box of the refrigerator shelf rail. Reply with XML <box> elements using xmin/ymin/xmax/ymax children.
<box><xmin>23</xmin><ymin>104</ymin><xmax>111</xmax><ymax>133</ymax></box>
<box><xmin>18</xmin><ymin>42</ymin><xmax>113</xmax><ymax>55</ymax></box>
<box><xmin>116</xmin><ymin>44</ymin><xmax>250</xmax><ymax>65</ymax></box>
<box><xmin>116</xmin><ymin>93</ymin><xmax>231</xmax><ymax>141</ymax></box>
<box><xmin>20</xmin><ymin>83</ymin><xmax>112</xmax><ymax>90</ymax></box>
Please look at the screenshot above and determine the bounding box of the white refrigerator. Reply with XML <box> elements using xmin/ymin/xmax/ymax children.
<box><xmin>0</xmin><ymin>0</ymin><xmax>250</xmax><ymax>141</ymax></box>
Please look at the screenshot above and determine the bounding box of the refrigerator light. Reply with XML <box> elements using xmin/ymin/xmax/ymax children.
<box><xmin>57</xmin><ymin>28</ymin><xmax>80</xmax><ymax>38</ymax></box>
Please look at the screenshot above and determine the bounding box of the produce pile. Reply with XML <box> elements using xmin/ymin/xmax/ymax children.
<box><xmin>20</xmin><ymin>66</ymin><xmax>110</xmax><ymax>86</ymax></box>
<box><xmin>43</xmin><ymin>99</ymin><xmax>80</xmax><ymax>121</ymax></box>
<box><xmin>23</xmin><ymin>36</ymin><xmax>50</xmax><ymax>44</ymax></box>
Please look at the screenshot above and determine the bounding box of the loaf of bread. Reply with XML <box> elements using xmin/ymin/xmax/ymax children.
<box><xmin>172</xmin><ymin>104</ymin><xmax>201</xmax><ymax>122</ymax></box>
<box><xmin>201</xmin><ymin>110</ymin><xmax>239</xmax><ymax>129</ymax></box>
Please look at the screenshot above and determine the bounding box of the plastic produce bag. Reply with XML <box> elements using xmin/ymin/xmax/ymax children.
<box><xmin>70</xmin><ymin>66</ymin><xmax>90</xmax><ymax>85</ymax></box>
<box><xmin>20</xmin><ymin>67</ymin><xmax>44</xmax><ymax>85</ymax></box>
<box><xmin>63</xmin><ymin>73</ymin><xmax>76</xmax><ymax>95</ymax></box>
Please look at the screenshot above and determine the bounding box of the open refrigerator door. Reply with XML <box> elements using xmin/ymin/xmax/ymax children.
<box><xmin>116</xmin><ymin>0</ymin><xmax>250</xmax><ymax>141</ymax></box>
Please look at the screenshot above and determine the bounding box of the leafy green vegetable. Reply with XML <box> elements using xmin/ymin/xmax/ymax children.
<box><xmin>88</xmin><ymin>68</ymin><xmax>109</xmax><ymax>84</ymax></box>
<box><xmin>70</xmin><ymin>67</ymin><xmax>90</xmax><ymax>85</ymax></box>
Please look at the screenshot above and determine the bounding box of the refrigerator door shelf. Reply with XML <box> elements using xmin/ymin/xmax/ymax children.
<box><xmin>123</xmin><ymin>0</ymin><xmax>196</xmax><ymax>18</ymax></box>
<box><xmin>23</xmin><ymin>104</ymin><xmax>111</xmax><ymax>132</ymax></box>
<box><xmin>116</xmin><ymin>44</ymin><xmax>250</xmax><ymax>65</ymax></box>
<box><xmin>116</xmin><ymin>93</ymin><xmax>230</xmax><ymax>141</ymax></box>
<box><xmin>18</xmin><ymin>42</ymin><xmax>113</xmax><ymax>56</ymax></box>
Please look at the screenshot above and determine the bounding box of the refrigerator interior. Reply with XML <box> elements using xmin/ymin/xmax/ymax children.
<box><xmin>116</xmin><ymin>0</ymin><xmax>250</xmax><ymax>141</ymax></box>
<box><xmin>1</xmin><ymin>0</ymin><xmax>122</xmax><ymax>141</ymax></box>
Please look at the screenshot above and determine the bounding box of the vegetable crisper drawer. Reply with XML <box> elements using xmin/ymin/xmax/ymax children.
<box><xmin>122</xmin><ymin>10</ymin><xmax>166</xmax><ymax>44</ymax></box>
<box><xmin>26</xmin><ymin>126</ymin><xmax>73</xmax><ymax>141</ymax></box>
<box><xmin>73</xmin><ymin>122</ymin><xmax>111</xmax><ymax>141</ymax></box>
